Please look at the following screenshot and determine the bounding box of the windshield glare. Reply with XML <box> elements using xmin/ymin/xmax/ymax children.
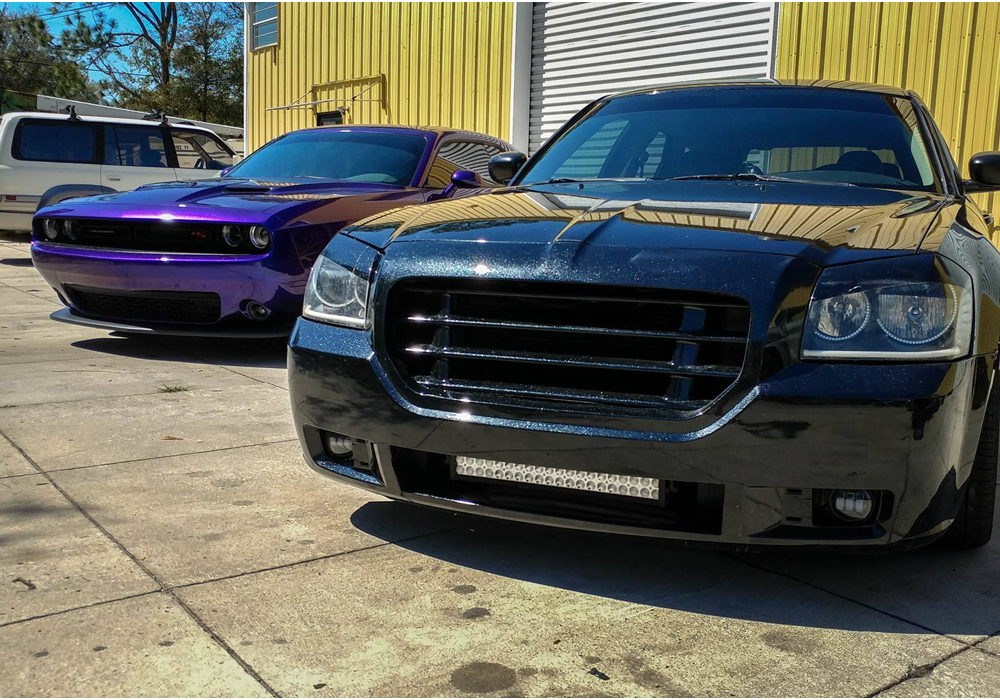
<box><xmin>226</xmin><ymin>130</ymin><xmax>429</xmax><ymax>185</ymax></box>
<box><xmin>518</xmin><ymin>88</ymin><xmax>938</xmax><ymax>192</ymax></box>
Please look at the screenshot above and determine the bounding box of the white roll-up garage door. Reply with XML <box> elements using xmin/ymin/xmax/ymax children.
<box><xmin>528</xmin><ymin>2</ymin><xmax>779</xmax><ymax>153</ymax></box>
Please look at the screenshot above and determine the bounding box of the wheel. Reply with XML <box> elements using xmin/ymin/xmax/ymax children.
<box><xmin>943</xmin><ymin>379</ymin><xmax>999</xmax><ymax>548</ymax></box>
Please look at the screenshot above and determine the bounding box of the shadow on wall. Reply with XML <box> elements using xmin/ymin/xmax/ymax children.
<box><xmin>350</xmin><ymin>499</ymin><xmax>1000</xmax><ymax>637</ymax></box>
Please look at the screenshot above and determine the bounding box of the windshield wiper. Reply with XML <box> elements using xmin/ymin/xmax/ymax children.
<box><xmin>526</xmin><ymin>177</ymin><xmax>653</xmax><ymax>186</ymax></box>
<box><xmin>670</xmin><ymin>172</ymin><xmax>857</xmax><ymax>187</ymax></box>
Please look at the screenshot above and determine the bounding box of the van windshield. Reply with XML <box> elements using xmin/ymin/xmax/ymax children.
<box><xmin>517</xmin><ymin>87</ymin><xmax>939</xmax><ymax>192</ymax></box>
<box><xmin>226</xmin><ymin>129</ymin><xmax>429</xmax><ymax>185</ymax></box>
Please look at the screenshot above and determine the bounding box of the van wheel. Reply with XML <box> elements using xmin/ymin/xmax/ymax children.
<box><xmin>943</xmin><ymin>380</ymin><xmax>999</xmax><ymax>549</ymax></box>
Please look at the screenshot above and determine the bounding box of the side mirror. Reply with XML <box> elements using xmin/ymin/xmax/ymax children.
<box><xmin>966</xmin><ymin>152</ymin><xmax>1000</xmax><ymax>191</ymax></box>
<box><xmin>219</xmin><ymin>166</ymin><xmax>233</xmax><ymax>178</ymax></box>
<box><xmin>488</xmin><ymin>151</ymin><xmax>527</xmax><ymax>185</ymax></box>
<box><xmin>450</xmin><ymin>169</ymin><xmax>482</xmax><ymax>189</ymax></box>
<box><xmin>430</xmin><ymin>170</ymin><xmax>484</xmax><ymax>201</ymax></box>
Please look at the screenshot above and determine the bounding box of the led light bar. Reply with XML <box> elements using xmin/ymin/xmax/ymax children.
<box><xmin>455</xmin><ymin>456</ymin><xmax>659</xmax><ymax>500</ymax></box>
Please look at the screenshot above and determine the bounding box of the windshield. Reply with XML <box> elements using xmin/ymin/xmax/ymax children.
<box><xmin>517</xmin><ymin>87</ymin><xmax>939</xmax><ymax>192</ymax></box>
<box><xmin>226</xmin><ymin>129</ymin><xmax>429</xmax><ymax>185</ymax></box>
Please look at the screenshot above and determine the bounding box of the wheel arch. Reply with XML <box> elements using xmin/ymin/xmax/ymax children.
<box><xmin>38</xmin><ymin>184</ymin><xmax>116</xmax><ymax>211</ymax></box>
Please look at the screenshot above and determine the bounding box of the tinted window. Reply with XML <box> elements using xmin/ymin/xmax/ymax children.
<box><xmin>171</xmin><ymin>130</ymin><xmax>234</xmax><ymax>169</ymax></box>
<box><xmin>520</xmin><ymin>88</ymin><xmax>938</xmax><ymax>192</ymax></box>
<box><xmin>16</xmin><ymin>122</ymin><xmax>97</xmax><ymax>163</ymax></box>
<box><xmin>226</xmin><ymin>130</ymin><xmax>429</xmax><ymax>185</ymax></box>
<box><xmin>104</xmin><ymin>126</ymin><xmax>168</xmax><ymax>167</ymax></box>
<box><xmin>425</xmin><ymin>141</ymin><xmax>504</xmax><ymax>187</ymax></box>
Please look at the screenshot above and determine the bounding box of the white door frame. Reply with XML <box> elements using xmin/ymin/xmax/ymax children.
<box><xmin>508</xmin><ymin>1</ymin><xmax>533</xmax><ymax>153</ymax></box>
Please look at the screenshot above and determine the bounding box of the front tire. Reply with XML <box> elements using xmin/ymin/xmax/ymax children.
<box><xmin>943</xmin><ymin>379</ymin><xmax>999</xmax><ymax>549</ymax></box>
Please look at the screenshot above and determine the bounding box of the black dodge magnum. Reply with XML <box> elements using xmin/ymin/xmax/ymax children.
<box><xmin>287</xmin><ymin>80</ymin><xmax>1000</xmax><ymax>549</ymax></box>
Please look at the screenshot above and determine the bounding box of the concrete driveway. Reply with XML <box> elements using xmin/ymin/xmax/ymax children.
<box><xmin>1</xmin><ymin>234</ymin><xmax>999</xmax><ymax>698</ymax></box>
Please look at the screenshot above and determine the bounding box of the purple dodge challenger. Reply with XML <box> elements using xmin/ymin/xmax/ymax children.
<box><xmin>30</xmin><ymin>125</ymin><xmax>512</xmax><ymax>336</ymax></box>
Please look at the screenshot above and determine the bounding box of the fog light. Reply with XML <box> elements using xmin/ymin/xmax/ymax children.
<box><xmin>831</xmin><ymin>489</ymin><xmax>874</xmax><ymax>521</ymax></box>
<box><xmin>248</xmin><ymin>225</ymin><xmax>270</xmax><ymax>250</ymax></box>
<box><xmin>455</xmin><ymin>456</ymin><xmax>659</xmax><ymax>500</ymax></box>
<box><xmin>245</xmin><ymin>302</ymin><xmax>271</xmax><ymax>321</ymax></box>
<box><xmin>42</xmin><ymin>219</ymin><xmax>60</xmax><ymax>240</ymax></box>
<box><xmin>323</xmin><ymin>432</ymin><xmax>353</xmax><ymax>458</ymax></box>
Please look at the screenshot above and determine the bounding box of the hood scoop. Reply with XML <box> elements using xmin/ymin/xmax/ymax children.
<box><xmin>222</xmin><ymin>182</ymin><xmax>274</xmax><ymax>194</ymax></box>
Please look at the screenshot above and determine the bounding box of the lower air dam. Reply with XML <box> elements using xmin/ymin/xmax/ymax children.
<box><xmin>455</xmin><ymin>456</ymin><xmax>660</xmax><ymax>500</ymax></box>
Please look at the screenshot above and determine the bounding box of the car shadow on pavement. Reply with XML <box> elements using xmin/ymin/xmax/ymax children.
<box><xmin>72</xmin><ymin>334</ymin><xmax>288</xmax><ymax>370</ymax></box>
<box><xmin>350</xmin><ymin>499</ymin><xmax>1000</xmax><ymax>636</ymax></box>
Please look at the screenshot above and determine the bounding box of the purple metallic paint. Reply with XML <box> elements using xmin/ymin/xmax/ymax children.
<box><xmin>29</xmin><ymin>125</ymin><xmax>512</xmax><ymax>336</ymax></box>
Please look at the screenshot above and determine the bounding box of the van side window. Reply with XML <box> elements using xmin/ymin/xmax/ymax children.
<box><xmin>15</xmin><ymin>122</ymin><xmax>97</xmax><ymax>163</ymax></box>
<box><xmin>171</xmin><ymin>130</ymin><xmax>234</xmax><ymax>169</ymax></box>
<box><xmin>104</xmin><ymin>126</ymin><xmax>169</xmax><ymax>168</ymax></box>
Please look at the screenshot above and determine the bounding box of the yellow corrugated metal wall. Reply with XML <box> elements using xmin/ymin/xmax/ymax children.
<box><xmin>246</xmin><ymin>2</ymin><xmax>513</xmax><ymax>153</ymax></box>
<box><xmin>776</xmin><ymin>2</ymin><xmax>1000</xmax><ymax>229</ymax></box>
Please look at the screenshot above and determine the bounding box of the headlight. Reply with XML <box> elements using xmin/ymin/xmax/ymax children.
<box><xmin>302</xmin><ymin>234</ymin><xmax>379</xmax><ymax>328</ymax></box>
<box><xmin>42</xmin><ymin>219</ymin><xmax>61</xmax><ymax>240</ymax></box>
<box><xmin>221</xmin><ymin>224</ymin><xmax>242</xmax><ymax>247</ymax></box>
<box><xmin>248</xmin><ymin>225</ymin><xmax>271</xmax><ymax>250</ymax></box>
<box><xmin>801</xmin><ymin>256</ymin><xmax>973</xmax><ymax>361</ymax></box>
<box><xmin>63</xmin><ymin>220</ymin><xmax>80</xmax><ymax>241</ymax></box>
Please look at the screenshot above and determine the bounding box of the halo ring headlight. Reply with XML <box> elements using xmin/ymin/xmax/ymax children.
<box><xmin>810</xmin><ymin>290</ymin><xmax>870</xmax><ymax>342</ymax></box>
<box><xmin>42</xmin><ymin>219</ymin><xmax>61</xmax><ymax>241</ymax></box>
<box><xmin>63</xmin><ymin>220</ymin><xmax>80</xmax><ymax>241</ymax></box>
<box><xmin>248</xmin><ymin>225</ymin><xmax>271</xmax><ymax>250</ymax></box>
<box><xmin>221</xmin><ymin>224</ymin><xmax>243</xmax><ymax>248</ymax></box>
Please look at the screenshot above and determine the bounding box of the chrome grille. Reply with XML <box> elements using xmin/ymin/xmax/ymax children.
<box><xmin>384</xmin><ymin>279</ymin><xmax>751</xmax><ymax>415</ymax></box>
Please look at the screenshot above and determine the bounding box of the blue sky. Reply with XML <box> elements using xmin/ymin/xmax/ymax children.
<box><xmin>2</xmin><ymin>2</ymin><xmax>157</xmax><ymax>81</ymax></box>
<box><xmin>5</xmin><ymin>1</ymin><xmax>146</xmax><ymax>34</ymax></box>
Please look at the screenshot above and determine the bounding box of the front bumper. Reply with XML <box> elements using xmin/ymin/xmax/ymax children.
<box><xmin>48</xmin><ymin>306</ymin><xmax>291</xmax><ymax>338</ymax></box>
<box><xmin>31</xmin><ymin>241</ymin><xmax>306</xmax><ymax>336</ymax></box>
<box><xmin>289</xmin><ymin>318</ymin><xmax>994</xmax><ymax>548</ymax></box>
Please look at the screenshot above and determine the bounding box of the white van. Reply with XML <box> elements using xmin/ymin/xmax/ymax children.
<box><xmin>0</xmin><ymin>112</ymin><xmax>236</xmax><ymax>232</ymax></box>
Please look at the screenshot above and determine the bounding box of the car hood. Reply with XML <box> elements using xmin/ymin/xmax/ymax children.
<box><xmin>36</xmin><ymin>178</ymin><xmax>421</xmax><ymax>227</ymax></box>
<box><xmin>346</xmin><ymin>181</ymin><xmax>950</xmax><ymax>266</ymax></box>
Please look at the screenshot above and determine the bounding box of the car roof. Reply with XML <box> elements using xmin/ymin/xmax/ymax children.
<box><xmin>609</xmin><ymin>78</ymin><xmax>913</xmax><ymax>100</ymax></box>
<box><xmin>301</xmin><ymin>123</ymin><xmax>513</xmax><ymax>145</ymax></box>
<box><xmin>1</xmin><ymin>111</ymin><xmax>223</xmax><ymax>134</ymax></box>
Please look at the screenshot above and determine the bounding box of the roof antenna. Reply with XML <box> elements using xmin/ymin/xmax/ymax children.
<box><xmin>66</xmin><ymin>105</ymin><xmax>79</xmax><ymax>122</ymax></box>
<box><xmin>142</xmin><ymin>110</ymin><xmax>168</xmax><ymax>125</ymax></box>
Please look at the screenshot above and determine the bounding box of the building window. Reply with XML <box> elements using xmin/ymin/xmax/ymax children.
<box><xmin>251</xmin><ymin>2</ymin><xmax>278</xmax><ymax>49</ymax></box>
<box><xmin>316</xmin><ymin>110</ymin><xmax>344</xmax><ymax>126</ymax></box>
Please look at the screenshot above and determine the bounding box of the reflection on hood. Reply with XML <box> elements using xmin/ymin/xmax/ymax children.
<box><xmin>346</xmin><ymin>186</ymin><xmax>944</xmax><ymax>263</ymax></box>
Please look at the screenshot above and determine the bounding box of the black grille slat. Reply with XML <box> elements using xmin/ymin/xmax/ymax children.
<box><xmin>405</xmin><ymin>314</ymin><xmax>746</xmax><ymax>344</ymax></box>
<box><xmin>413</xmin><ymin>377</ymin><xmax>706</xmax><ymax>411</ymax></box>
<box><xmin>404</xmin><ymin>344</ymin><xmax>742</xmax><ymax>378</ymax></box>
<box><xmin>385</xmin><ymin>279</ymin><xmax>751</xmax><ymax>415</ymax></box>
<box><xmin>400</xmin><ymin>284</ymin><xmax>744</xmax><ymax>308</ymax></box>
<box><xmin>66</xmin><ymin>285</ymin><xmax>221</xmax><ymax>325</ymax></box>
